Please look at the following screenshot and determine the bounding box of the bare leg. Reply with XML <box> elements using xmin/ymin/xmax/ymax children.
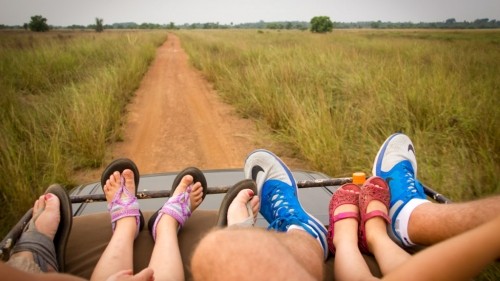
<box><xmin>7</xmin><ymin>193</ymin><xmax>60</xmax><ymax>273</ymax></box>
<box><xmin>332</xmin><ymin>196</ymin><xmax>375</xmax><ymax>281</ymax></box>
<box><xmin>192</xmin><ymin>228</ymin><xmax>322</xmax><ymax>281</ymax></box>
<box><xmin>192</xmin><ymin>189</ymin><xmax>323</xmax><ymax>281</ymax></box>
<box><xmin>384</xmin><ymin>215</ymin><xmax>500</xmax><ymax>281</ymax></box>
<box><xmin>366</xmin><ymin>201</ymin><xmax>410</xmax><ymax>275</ymax></box>
<box><xmin>91</xmin><ymin>170</ymin><xmax>138</xmax><ymax>281</ymax></box>
<box><xmin>409</xmin><ymin>195</ymin><xmax>500</xmax><ymax>245</ymax></box>
<box><xmin>148</xmin><ymin>175</ymin><xmax>203</xmax><ymax>281</ymax></box>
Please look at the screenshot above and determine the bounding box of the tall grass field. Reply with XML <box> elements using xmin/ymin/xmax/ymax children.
<box><xmin>0</xmin><ymin>30</ymin><xmax>167</xmax><ymax>236</ymax></box>
<box><xmin>0</xmin><ymin>29</ymin><xmax>499</xmax><ymax>279</ymax></box>
<box><xmin>177</xmin><ymin>29</ymin><xmax>500</xmax><ymax>279</ymax></box>
<box><xmin>177</xmin><ymin>29</ymin><xmax>499</xmax><ymax>201</ymax></box>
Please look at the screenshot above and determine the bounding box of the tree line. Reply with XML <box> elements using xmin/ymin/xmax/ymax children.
<box><xmin>1</xmin><ymin>16</ymin><xmax>499</xmax><ymax>31</ymax></box>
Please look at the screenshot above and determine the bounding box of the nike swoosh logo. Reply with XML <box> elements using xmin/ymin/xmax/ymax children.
<box><xmin>408</xmin><ymin>144</ymin><xmax>415</xmax><ymax>155</ymax></box>
<box><xmin>251</xmin><ymin>166</ymin><xmax>264</xmax><ymax>181</ymax></box>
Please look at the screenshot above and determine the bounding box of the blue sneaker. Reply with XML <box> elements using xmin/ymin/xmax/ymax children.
<box><xmin>244</xmin><ymin>149</ymin><xmax>328</xmax><ymax>259</ymax></box>
<box><xmin>372</xmin><ymin>133</ymin><xmax>428</xmax><ymax>246</ymax></box>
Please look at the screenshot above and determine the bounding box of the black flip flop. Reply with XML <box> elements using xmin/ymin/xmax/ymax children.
<box><xmin>45</xmin><ymin>184</ymin><xmax>73</xmax><ymax>272</ymax></box>
<box><xmin>148</xmin><ymin>167</ymin><xmax>208</xmax><ymax>235</ymax></box>
<box><xmin>101</xmin><ymin>158</ymin><xmax>144</xmax><ymax>232</ymax></box>
<box><xmin>216</xmin><ymin>179</ymin><xmax>258</xmax><ymax>227</ymax></box>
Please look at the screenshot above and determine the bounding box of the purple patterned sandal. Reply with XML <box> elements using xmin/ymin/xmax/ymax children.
<box><xmin>108</xmin><ymin>176</ymin><xmax>142</xmax><ymax>238</ymax></box>
<box><xmin>148</xmin><ymin>167</ymin><xmax>207</xmax><ymax>241</ymax></box>
<box><xmin>358</xmin><ymin>176</ymin><xmax>391</xmax><ymax>254</ymax></box>
<box><xmin>327</xmin><ymin>183</ymin><xmax>361</xmax><ymax>255</ymax></box>
<box><xmin>150</xmin><ymin>184</ymin><xmax>194</xmax><ymax>241</ymax></box>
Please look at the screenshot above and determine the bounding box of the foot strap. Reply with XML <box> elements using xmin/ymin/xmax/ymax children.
<box><xmin>108</xmin><ymin>177</ymin><xmax>141</xmax><ymax>237</ymax></box>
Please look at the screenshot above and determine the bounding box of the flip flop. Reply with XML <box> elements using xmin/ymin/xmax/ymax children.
<box><xmin>148</xmin><ymin>167</ymin><xmax>207</xmax><ymax>240</ymax></box>
<box><xmin>10</xmin><ymin>184</ymin><xmax>73</xmax><ymax>272</ymax></box>
<box><xmin>101</xmin><ymin>158</ymin><xmax>144</xmax><ymax>234</ymax></box>
<box><xmin>216</xmin><ymin>179</ymin><xmax>258</xmax><ymax>227</ymax></box>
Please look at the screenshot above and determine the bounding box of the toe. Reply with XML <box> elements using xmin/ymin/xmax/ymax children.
<box><xmin>122</xmin><ymin>169</ymin><xmax>136</xmax><ymax>193</ymax></box>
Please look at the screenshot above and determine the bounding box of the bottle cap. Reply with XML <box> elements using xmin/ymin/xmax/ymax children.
<box><xmin>352</xmin><ymin>172</ymin><xmax>366</xmax><ymax>185</ymax></box>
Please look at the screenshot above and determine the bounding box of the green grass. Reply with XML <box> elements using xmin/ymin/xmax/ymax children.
<box><xmin>176</xmin><ymin>29</ymin><xmax>499</xmax><ymax>202</ymax></box>
<box><xmin>176</xmin><ymin>29</ymin><xmax>500</xmax><ymax>279</ymax></box>
<box><xmin>0</xmin><ymin>30</ymin><xmax>168</xmax><ymax>236</ymax></box>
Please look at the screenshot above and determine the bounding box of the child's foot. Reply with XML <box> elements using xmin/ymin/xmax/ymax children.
<box><xmin>327</xmin><ymin>183</ymin><xmax>361</xmax><ymax>254</ymax></box>
<box><xmin>151</xmin><ymin>175</ymin><xmax>204</xmax><ymax>240</ymax></box>
<box><xmin>104</xmin><ymin>169</ymin><xmax>141</xmax><ymax>236</ymax></box>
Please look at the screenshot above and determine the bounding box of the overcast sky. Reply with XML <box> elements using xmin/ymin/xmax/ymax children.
<box><xmin>1</xmin><ymin>0</ymin><xmax>499</xmax><ymax>26</ymax></box>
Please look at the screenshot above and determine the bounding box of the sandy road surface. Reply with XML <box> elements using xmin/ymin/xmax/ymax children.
<box><xmin>74</xmin><ymin>33</ymin><xmax>305</xmax><ymax>183</ymax></box>
<box><xmin>110</xmin><ymin>34</ymin><xmax>259</xmax><ymax>173</ymax></box>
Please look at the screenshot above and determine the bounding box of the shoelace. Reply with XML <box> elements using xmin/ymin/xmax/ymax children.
<box><xmin>265</xmin><ymin>183</ymin><xmax>309</xmax><ymax>232</ymax></box>
<box><xmin>402</xmin><ymin>163</ymin><xmax>419</xmax><ymax>197</ymax></box>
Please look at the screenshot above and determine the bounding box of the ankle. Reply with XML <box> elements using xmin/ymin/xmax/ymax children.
<box><xmin>332</xmin><ymin>219</ymin><xmax>358</xmax><ymax>247</ymax></box>
<box><xmin>115</xmin><ymin>217</ymin><xmax>137</xmax><ymax>235</ymax></box>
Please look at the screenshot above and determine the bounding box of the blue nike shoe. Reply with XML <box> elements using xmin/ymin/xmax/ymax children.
<box><xmin>244</xmin><ymin>149</ymin><xmax>328</xmax><ymax>259</ymax></box>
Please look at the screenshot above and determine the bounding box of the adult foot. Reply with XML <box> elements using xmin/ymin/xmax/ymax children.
<box><xmin>372</xmin><ymin>133</ymin><xmax>429</xmax><ymax>246</ymax></box>
<box><xmin>244</xmin><ymin>149</ymin><xmax>328</xmax><ymax>260</ymax></box>
<box><xmin>33</xmin><ymin>193</ymin><xmax>61</xmax><ymax>241</ymax></box>
<box><xmin>227</xmin><ymin>189</ymin><xmax>260</xmax><ymax>226</ymax></box>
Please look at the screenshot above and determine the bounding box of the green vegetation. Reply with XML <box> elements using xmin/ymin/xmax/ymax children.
<box><xmin>179</xmin><ymin>30</ymin><xmax>500</xmax><ymax>279</ymax></box>
<box><xmin>0</xmin><ymin>30</ymin><xmax>167</xmax><ymax>236</ymax></box>
<box><xmin>310</xmin><ymin>16</ymin><xmax>333</xmax><ymax>33</ymax></box>
<box><xmin>28</xmin><ymin>15</ymin><xmax>49</xmax><ymax>32</ymax></box>
<box><xmin>95</xmin><ymin>18</ymin><xmax>104</xmax><ymax>32</ymax></box>
<box><xmin>177</xmin><ymin>29</ymin><xmax>499</xmax><ymax>202</ymax></box>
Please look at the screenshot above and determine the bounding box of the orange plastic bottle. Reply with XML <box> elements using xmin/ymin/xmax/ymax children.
<box><xmin>352</xmin><ymin>172</ymin><xmax>366</xmax><ymax>186</ymax></box>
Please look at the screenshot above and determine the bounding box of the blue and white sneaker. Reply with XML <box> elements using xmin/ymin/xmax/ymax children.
<box><xmin>244</xmin><ymin>149</ymin><xmax>328</xmax><ymax>260</ymax></box>
<box><xmin>372</xmin><ymin>133</ymin><xmax>429</xmax><ymax>246</ymax></box>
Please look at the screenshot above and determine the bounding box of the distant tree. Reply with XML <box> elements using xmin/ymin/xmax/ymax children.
<box><xmin>28</xmin><ymin>15</ymin><xmax>49</xmax><ymax>32</ymax></box>
<box><xmin>168</xmin><ymin>22</ymin><xmax>176</xmax><ymax>29</ymax></box>
<box><xmin>445</xmin><ymin>18</ymin><xmax>456</xmax><ymax>24</ymax></box>
<box><xmin>23</xmin><ymin>23</ymin><xmax>29</xmax><ymax>30</ymax></box>
<box><xmin>310</xmin><ymin>16</ymin><xmax>333</xmax><ymax>33</ymax></box>
<box><xmin>95</xmin><ymin>18</ymin><xmax>104</xmax><ymax>32</ymax></box>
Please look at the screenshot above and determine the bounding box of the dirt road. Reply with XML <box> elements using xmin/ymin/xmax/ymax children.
<box><xmin>100</xmin><ymin>34</ymin><xmax>301</xmax><ymax>174</ymax></box>
<box><xmin>110</xmin><ymin>33</ymin><xmax>260</xmax><ymax>173</ymax></box>
<box><xmin>74</xmin><ymin>33</ymin><xmax>305</xmax><ymax>183</ymax></box>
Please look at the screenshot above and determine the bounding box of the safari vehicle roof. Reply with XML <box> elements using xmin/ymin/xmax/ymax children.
<box><xmin>70</xmin><ymin>168</ymin><xmax>339</xmax><ymax>227</ymax></box>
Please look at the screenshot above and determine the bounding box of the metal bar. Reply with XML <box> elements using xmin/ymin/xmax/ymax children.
<box><xmin>0</xmin><ymin>208</ymin><xmax>33</xmax><ymax>261</ymax></box>
<box><xmin>69</xmin><ymin>177</ymin><xmax>451</xmax><ymax>204</ymax></box>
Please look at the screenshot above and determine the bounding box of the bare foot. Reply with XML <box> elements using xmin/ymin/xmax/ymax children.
<box><xmin>227</xmin><ymin>189</ymin><xmax>260</xmax><ymax>226</ymax></box>
<box><xmin>103</xmin><ymin>169</ymin><xmax>136</xmax><ymax>203</ymax></box>
<box><xmin>33</xmin><ymin>193</ymin><xmax>60</xmax><ymax>240</ymax></box>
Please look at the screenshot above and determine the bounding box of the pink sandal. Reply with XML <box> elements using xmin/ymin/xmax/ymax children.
<box><xmin>358</xmin><ymin>176</ymin><xmax>391</xmax><ymax>254</ymax></box>
<box><xmin>327</xmin><ymin>183</ymin><xmax>361</xmax><ymax>255</ymax></box>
